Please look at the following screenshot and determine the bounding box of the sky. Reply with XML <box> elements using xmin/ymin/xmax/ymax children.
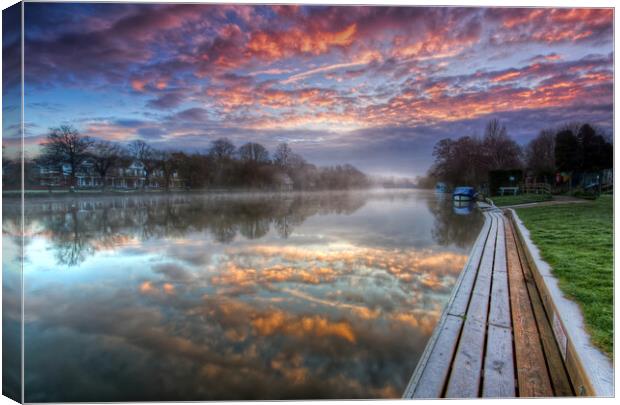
<box><xmin>3</xmin><ymin>3</ymin><xmax>614</xmax><ymax>177</ymax></box>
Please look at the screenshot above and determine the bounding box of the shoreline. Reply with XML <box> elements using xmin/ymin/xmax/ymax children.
<box><xmin>1</xmin><ymin>187</ymin><xmax>425</xmax><ymax>202</ymax></box>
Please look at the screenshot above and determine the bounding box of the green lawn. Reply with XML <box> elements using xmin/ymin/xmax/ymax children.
<box><xmin>492</xmin><ymin>193</ymin><xmax>552</xmax><ymax>207</ymax></box>
<box><xmin>515</xmin><ymin>195</ymin><xmax>613</xmax><ymax>355</ymax></box>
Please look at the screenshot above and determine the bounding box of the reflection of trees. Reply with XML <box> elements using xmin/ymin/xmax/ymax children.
<box><xmin>426</xmin><ymin>197</ymin><xmax>484</xmax><ymax>249</ymax></box>
<box><xmin>54</xmin><ymin>208</ymin><xmax>94</xmax><ymax>266</ymax></box>
<box><xmin>19</xmin><ymin>192</ymin><xmax>369</xmax><ymax>266</ymax></box>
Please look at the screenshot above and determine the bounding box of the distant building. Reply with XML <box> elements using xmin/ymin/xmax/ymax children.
<box><xmin>36</xmin><ymin>159</ymin><xmax>181</xmax><ymax>190</ymax></box>
<box><xmin>274</xmin><ymin>172</ymin><xmax>294</xmax><ymax>191</ymax></box>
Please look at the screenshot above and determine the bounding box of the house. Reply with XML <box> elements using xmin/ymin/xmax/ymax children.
<box><xmin>274</xmin><ymin>172</ymin><xmax>294</xmax><ymax>191</ymax></box>
<box><xmin>36</xmin><ymin>159</ymin><xmax>178</xmax><ymax>190</ymax></box>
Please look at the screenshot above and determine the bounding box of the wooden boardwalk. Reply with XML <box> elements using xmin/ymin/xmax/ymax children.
<box><xmin>403</xmin><ymin>210</ymin><xmax>575</xmax><ymax>398</ymax></box>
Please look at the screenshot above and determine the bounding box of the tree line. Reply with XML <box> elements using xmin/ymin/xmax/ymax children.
<box><xmin>29</xmin><ymin>125</ymin><xmax>370</xmax><ymax>191</ymax></box>
<box><xmin>424</xmin><ymin>119</ymin><xmax>613</xmax><ymax>189</ymax></box>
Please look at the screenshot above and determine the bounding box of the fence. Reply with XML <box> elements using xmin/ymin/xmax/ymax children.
<box><xmin>521</xmin><ymin>182</ymin><xmax>552</xmax><ymax>195</ymax></box>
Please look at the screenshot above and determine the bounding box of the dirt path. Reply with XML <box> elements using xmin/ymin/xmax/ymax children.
<box><xmin>500</xmin><ymin>195</ymin><xmax>588</xmax><ymax>209</ymax></box>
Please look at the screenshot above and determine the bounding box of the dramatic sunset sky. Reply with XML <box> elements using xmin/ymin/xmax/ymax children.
<box><xmin>12</xmin><ymin>3</ymin><xmax>615</xmax><ymax>176</ymax></box>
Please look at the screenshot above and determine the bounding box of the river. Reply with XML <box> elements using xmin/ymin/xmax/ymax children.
<box><xmin>2</xmin><ymin>189</ymin><xmax>483</xmax><ymax>401</ymax></box>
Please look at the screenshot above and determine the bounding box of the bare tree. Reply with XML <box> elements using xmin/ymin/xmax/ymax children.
<box><xmin>90</xmin><ymin>141</ymin><xmax>125</xmax><ymax>189</ymax></box>
<box><xmin>40</xmin><ymin>125</ymin><xmax>94</xmax><ymax>189</ymax></box>
<box><xmin>273</xmin><ymin>143</ymin><xmax>293</xmax><ymax>167</ymax></box>
<box><xmin>238</xmin><ymin>142</ymin><xmax>269</xmax><ymax>163</ymax></box>
<box><xmin>209</xmin><ymin>138</ymin><xmax>236</xmax><ymax>160</ymax></box>
<box><xmin>129</xmin><ymin>140</ymin><xmax>158</xmax><ymax>189</ymax></box>
<box><xmin>158</xmin><ymin>150</ymin><xmax>179</xmax><ymax>191</ymax></box>
<box><xmin>428</xmin><ymin>136</ymin><xmax>487</xmax><ymax>187</ymax></box>
<box><xmin>482</xmin><ymin>119</ymin><xmax>522</xmax><ymax>170</ymax></box>
<box><xmin>525</xmin><ymin>130</ymin><xmax>555</xmax><ymax>182</ymax></box>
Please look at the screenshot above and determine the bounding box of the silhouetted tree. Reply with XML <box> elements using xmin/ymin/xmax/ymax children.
<box><xmin>238</xmin><ymin>142</ymin><xmax>269</xmax><ymax>163</ymax></box>
<box><xmin>90</xmin><ymin>141</ymin><xmax>125</xmax><ymax>189</ymax></box>
<box><xmin>209</xmin><ymin>138</ymin><xmax>236</xmax><ymax>160</ymax></box>
<box><xmin>429</xmin><ymin>136</ymin><xmax>486</xmax><ymax>187</ymax></box>
<box><xmin>525</xmin><ymin>129</ymin><xmax>555</xmax><ymax>182</ymax></box>
<box><xmin>555</xmin><ymin>129</ymin><xmax>581</xmax><ymax>172</ymax></box>
<box><xmin>577</xmin><ymin>124</ymin><xmax>613</xmax><ymax>171</ymax></box>
<box><xmin>39</xmin><ymin>125</ymin><xmax>94</xmax><ymax>189</ymax></box>
<box><xmin>273</xmin><ymin>143</ymin><xmax>293</xmax><ymax>167</ymax></box>
<box><xmin>482</xmin><ymin>119</ymin><xmax>522</xmax><ymax>170</ymax></box>
<box><xmin>129</xmin><ymin>140</ymin><xmax>158</xmax><ymax>189</ymax></box>
<box><xmin>158</xmin><ymin>150</ymin><xmax>179</xmax><ymax>191</ymax></box>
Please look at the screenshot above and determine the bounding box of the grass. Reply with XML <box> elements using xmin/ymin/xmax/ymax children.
<box><xmin>492</xmin><ymin>193</ymin><xmax>552</xmax><ymax>207</ymax></box>
<box><xmin>515</xmin><ymin>195</ymin><xmax>613</xmax><ymax>356</ymax></box>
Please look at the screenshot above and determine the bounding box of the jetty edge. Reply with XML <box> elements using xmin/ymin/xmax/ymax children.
<box><xmin>402</xmin><ymin>208</ymin><xmax>493</xmax><ymax>398</ymax></box>
<box><xmin>507</xmin><ymin>208</ymin><xmax>613</xmax><ymax>397</ymax></box>
<box><xmin>403</xmin><ymin>204</ymin><xmax>613</xmax><ymax>398</ymax></box>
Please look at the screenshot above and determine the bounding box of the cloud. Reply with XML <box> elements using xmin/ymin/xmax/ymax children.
<box><xmin>487</xmin><ymin>8</ymin><xmax>613</xmax><ymax>45</ymax></box>
<box><xmin>146</xmin><ymin>92</ymin><xmax>186</xmax><ymax>110</ymax></box>
<box><xmin>22</xmin><ymin>4</ymin><xmax>614</xmax><ymax>177</ymax></box>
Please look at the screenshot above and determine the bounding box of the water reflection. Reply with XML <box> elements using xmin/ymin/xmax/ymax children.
<box><xmin>452</xmin><ymin>200</ymin><xmax>475</xmax><ymax>216</ymax></box>
<box><xmin>4</xmin><ymin>190</ymin><xmax>483</xmax><ymax>401</ymax></box>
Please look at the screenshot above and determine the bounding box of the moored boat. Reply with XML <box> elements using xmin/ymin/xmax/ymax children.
<box><xmin>452</xmin><ymin>186</ymin><xmax>476</xmax><ymax>201</ymax></box>
<box><xmin>435</xmin><ymin>182</ymin><xmax>448</xmax><ymax>193</ymax></box>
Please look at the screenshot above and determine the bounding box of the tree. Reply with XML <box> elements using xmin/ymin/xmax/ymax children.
<box><xmin>555</xmin><ymin>129</ymin><xmax>581</xmax><ymax>172</ymax></box>
<box><xmin>40</xmin><ymin>125</ymin><xmax>94</xmax><ymax>189</ymax></box>
<box><xmin>209</xmin><ymin>138</ymin><xmax>236</xmax><ymax>160</ymax></box>
<box><xmin>273</xmin><ymin>143</ymin><xmax>293</xmax><ymax>167</ymax></box>
<box><xmin>577</xmin><ymin>124</ymin><xmax>613</xmax><ymax>172</ymax></box>
<box><xmin>429</xmin><ymin>136</ymin><xmax>486</xmax><ymax>187</ymax></box>
<box><xmin>129</xmin><ymin>140</ymin><xmax>158</xmax><ymax>189</ymax></box>
<box><xmin>482</xmin><ymin>119</ymin><xmax>522</xmax><ymax>170</ymax></box>
<box><xmin>208</xmin><ymin>138</ymin><xmax>236</xmax><ymax>186</ymax></box>
<box><xmin>525</xmin><ymin>129</ymin><xmax>555</xmax><ymax>182</ymax></box>
<box><xmin>175</xmin><ymin>152</ymin><xmax>212</xmax><ymax>189</ymax></box>
<box><xmin>158</xmin><ymin>150</ymin><xmax>179</xmax><ymax>191</ymax></box>
<box><xmin>90</xmin><ymin>141</ymin><xmax>125</xmax><ymax>189</ymax></box>
<box><xmin>238</xmin><ymin>142</ymin><xmax>269</xmax><ymax>163</ymax></box>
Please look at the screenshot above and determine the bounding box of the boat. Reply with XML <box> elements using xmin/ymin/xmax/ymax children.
<box><xmin>435</xmin><ymin>182</ymin><xmax>448</xmax><ymax>193</ymax></box>
<box><xmin>453</xmin><ymin>200</ymin><xmax>474</xmax><ymax>215</ymax></box>
<box><xmin>452</xmin><ymin>186</ymin><xmax>476</xmax><ymax>201</ymax></box>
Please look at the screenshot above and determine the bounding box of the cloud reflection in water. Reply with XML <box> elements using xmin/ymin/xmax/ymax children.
<box><xmin>6</xmin><ymin>190</ymin><xmax>483</xmax><ymax>401</ymax></box>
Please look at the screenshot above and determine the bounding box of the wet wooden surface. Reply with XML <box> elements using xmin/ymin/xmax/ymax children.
<box><xmin>404</xmin><ymin>210</ymin><xmax>575</xmax><ymax>399</ymax></box>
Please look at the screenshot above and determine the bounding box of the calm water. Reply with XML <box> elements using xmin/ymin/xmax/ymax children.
<box><xmin>3</xmin><ymin>190</ymin><xmax>483</xmax><ymax>401</ymax></box>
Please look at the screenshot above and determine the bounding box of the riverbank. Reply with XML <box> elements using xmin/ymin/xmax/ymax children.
<box><xmin>514</xmin><ymin>195</ymin><xmax>613</xmax><ymax>355</ymax></box>
<box><xmin>3</xmin><ymin>187</ymin><xmax>389</xmax><ymax>199</ymax></box>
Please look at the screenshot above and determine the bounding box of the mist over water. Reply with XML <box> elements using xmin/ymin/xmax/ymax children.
<box><xmin>3</xmin><ymin>190</ymin><xmax>483</xmax><ymax>401</ymax></box>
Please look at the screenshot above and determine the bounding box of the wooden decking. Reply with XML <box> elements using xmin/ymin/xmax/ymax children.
<box><xmin>403</xmin><ymin>210</ymin><xmax>575</xmax><ymax>398</ymax></box>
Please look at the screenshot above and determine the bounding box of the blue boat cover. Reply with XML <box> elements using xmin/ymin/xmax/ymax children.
<box><xmin>452</xmin><ymin>186</ymin><xmax>476</xmax><ymax>197</ymax></box>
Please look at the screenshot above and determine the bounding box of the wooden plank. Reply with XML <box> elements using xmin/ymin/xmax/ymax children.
<box><xmin>494</xmin><ymin>214</ymin><xmax>507</xmax><ymax>273</ymax></box>
<box><xmin>405</xmin><ymin>213</ymin><xmax>493</xmax><ymax>399</ymax></box>
<box><xmin>512</xmin><ymin>221</ymin><xmax>575</xmax><ymax>396</ymax></box>
<box><xmin>412</xmin><ymin>315</ymin><xmax>464</xmax><ymax>398</ymax></box>
<box><xmin>489</xmin><ymin>217</ymin><xmax>510</xmax><ymax>328</ymax></box>
<box><xmin>445</xmin><ymin>318</ymin><xmax>487</xmax><ymax>398</ymax></box>
<box><xmin>448</xmin><ymin>217</ymin><xmax>492</xmax><ymax>317</ymax></box>
<box><xmin>504</xmin><ymin>217</ymin><xmax>554</xmax><ymax>397</ymax></box>
<box><xmin>489</xmin><ymin>270</ymin><xmax>511</xmax><ymax>328</ymax></box>
<box><xmin>478</xmin><ymin>214</ymin><xmax>498</xmax><ymax>280</ymax></box>
<box><xmin>483</xmin><ymin>325</ymin><xmax>516</xmax><ymax>397</ymax></box>
<box><xmin>463</xmin><ymin>214</ymin><xmax>497</xmax><ymax>324</ymax></box>
<box><xmin>445</xmin><ymin>214</ymin><xmax>500</xmax><ymax>397</ymax></box>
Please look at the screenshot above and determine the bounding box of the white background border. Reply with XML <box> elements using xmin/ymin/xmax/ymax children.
<box><xmin>0</xmin><ymin>1</ymin><xmax>616</xmax><ymax>404</ymax></box>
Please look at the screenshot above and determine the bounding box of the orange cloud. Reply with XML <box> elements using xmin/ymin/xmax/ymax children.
<box><xmin>252</xmin><ymin>311</ymin><xmax>357</xmax><ymax>343</ymax></box>
<box><xmin>246</xmin><ymin>23</ymin><xmax>357</xmax><ymax>60</ymax></box>
<box><xmin>131</xmin><ymin>79</ymin><xmax>146</xmax><ymax>92</ymax></box>
<box><xmin>491</xmin><ymin>71</ymin><xmax>521</xmax><ymax>82</ymax></box>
